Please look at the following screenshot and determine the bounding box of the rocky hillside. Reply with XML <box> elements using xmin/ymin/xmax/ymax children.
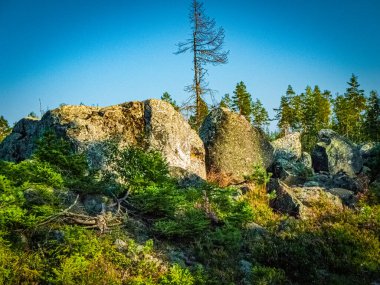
<box><xmin>0</xmin><ymin>100</ymin><xmax>379</xmax><ymax>284</ymax></box>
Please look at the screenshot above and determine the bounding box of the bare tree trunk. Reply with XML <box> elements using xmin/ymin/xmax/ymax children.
<box><xmin>193</xmin><ymin>0</ymin><xmax>201</xmax><ymax>126</ymax></box>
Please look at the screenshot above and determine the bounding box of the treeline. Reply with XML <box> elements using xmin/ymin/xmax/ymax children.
<box><xmin>162</xmin><ymin>74</ymin><xmax>379</xmax><ymax>152</ymax></box>
<box><xmin>275</xmin><ymin>74</ymin><xmax>379</xmax><ymax>151</ymax></box>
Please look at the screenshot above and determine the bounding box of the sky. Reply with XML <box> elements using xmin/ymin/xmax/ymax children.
<box><xmin>1</xmin><ymin>0</ymin><xmax>379</xmax><ymax>129</ymax></box>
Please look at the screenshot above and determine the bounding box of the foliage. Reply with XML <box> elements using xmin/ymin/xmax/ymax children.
<box><xmin>0</xmin><ymin>115</ymin><xmax>11</xmax><ymax>142</ymax></box>
<box><xmin>247</xmin><ymin>202</ymin><xmax>380</xmax><ymax>284</ymax></box>
<box><xmin>363</xmin><ymin>90</ymin><xmax>380</xmax><ymax>142</ymax></box>
<box><xmin>251</xmin><ymin>265</ymin><xmax>287</xmax><ymax>285</ymax></box>
<box><xmin>300</xmin><ymin>85</ymin><xmax>332</xmax><ymax>152</ymax></box>
<box><xmin>275</xmin><ymin>85</ymin><xmax>300</xmax><ymax>135</ymax></box>
<box><xmin>219</xmin><ymin>93</ymin><xmax>233</xmax><ymax>109</ymax></box>
<box><xmin>161</xmin><ymin>92</ymin><xmax>180</xmax><ymax>111</ymax></box>
<box><xmin>333</xmin><ymin>74</ymin><xmax>366</xmax><ymax>143</ymax></box>
<box><xmin>232</xmin><ymin>81</ymin><xmax>252</xmax><ymax>121</ymax></box>
<box><xmin>0</xmin><ymin>160</ymin><xmax>64</xmax><ymax>231</ymax></box>
<box><xmin>0</xmin><ymin>159</ymin><xmax>64</xmax><ymax>188</ymax></box>
<box><xmin>107</xmin><ymin>146</ymin><xmax>171</xmax><ymax>189</ymax></box>
<box><xmin>251</xmin><ymin>99</ymin><xmax>270</xmax><ymax>131</ymax></box>
<box><xmin>244</xmin><ymin>164</ymin><xmax>272</xmax><ymax>187</ymax></box>
<box><xmin>33</xmin><ymin>131</ymin><xmax>88</xmax><ymax>181</ymax></box>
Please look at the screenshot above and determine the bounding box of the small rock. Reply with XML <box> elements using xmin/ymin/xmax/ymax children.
<box><xmin>114</xmin><ymin>239</ymin><xmax>127</xmax><ymax>251</ymax></box>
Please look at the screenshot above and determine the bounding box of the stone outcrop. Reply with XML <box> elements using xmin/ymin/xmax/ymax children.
<box><xmin>272</xmin><ymin>132</ymin><xmax>302</xmax><ymax>160</ymax></box>
<box><xmin>268</xmin><ymin>179</ymin><xmax>344</xmax><ymax>219</ymax></box>
<box><xmin>270</xmin><ymin>133</ymin><xmax>313</xmax><ymax>185</ymax></box>
<box><xmin>0</xmin><ymin>99</ymin><xmax>206</xmax><ymax>180</ymax></box>
<box><xmin>312</xmin><ymin>129</ymin><xmax>363</xmax><ymax>177</ymax></box>
<box><xmin>199</xmin><ymin>107</ymin><xmax>273</xmax><ymax>184</ymax></box>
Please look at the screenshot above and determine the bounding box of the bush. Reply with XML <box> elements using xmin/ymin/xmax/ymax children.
<box><xmin>0</xmin><ymin>159</ymin><xmax>63</xmax><ymax>188</ymax></box>
<box><xmin>251</xmin><ymin>265</ymin><xmax>287</xmax><ymax>285</ymax></box>
<box><xmin>33</xmin><ymin>131</ymin><xmax>88</xmax><ymax>180</ymax></box>
<box><xmin>106</xmin><ymin>146</ymin><xmax>171</xmax><ymax>188</ymax></box>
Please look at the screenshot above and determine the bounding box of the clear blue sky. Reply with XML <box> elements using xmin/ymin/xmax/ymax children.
<box><xmin>1</xmin><ymin>0</ymin><xmax>379</xmax><ymax>128</ymax></box>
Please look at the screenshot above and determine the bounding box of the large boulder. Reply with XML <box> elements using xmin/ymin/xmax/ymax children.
<box><xmin>360</xmin><ymin>142</ymin><xmax>380</xmax><ymax>179</ymax></box>
<box><xmin>311</xmin><ymin>129</ymin><xmax>363</xmax><ymax>177</ymax></box>
<box><xmin>0</xmin><ymin>99</ymin><xmax>206</xmax><ymax>180</ymax></box>
<box><xmin>199</xmin><ymin>107</ymin><xmax>273</xmax><ymax>184</ymax></box>
<box><xmin>268</xmin><ymin>179</ymin><xmax>344</xmax><ymax>219</ymax></box>
<box><xmin>271</xmin><ymin>132</ymin><xmax>302</xmax><ymax>160</ymax></box>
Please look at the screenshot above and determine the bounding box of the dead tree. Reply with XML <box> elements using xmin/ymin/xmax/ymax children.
<box><xmin>176</xmin><ymin>0</ymin><xmax>229</xmax><ymax>127</ymax></box>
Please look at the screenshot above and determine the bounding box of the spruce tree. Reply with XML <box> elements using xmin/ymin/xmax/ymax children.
<box><xmin>275</xmin><ymin>85</ymin><xmax>300</xmax><ymax>135</ymax></box>
<box><xmin>220</xmin><ymin>93</ymin><xmax>233</xmax><ymax>109</ymax></box>
<box><xmin>251</xmin><ymin>99</ymin><xmax>270</xmax><ymax>130</ymax></box>
<box><xmin>300</xmin><ymin>86</ymin><xmax>317</xmax><ymax>151</ymax></box>
<box><xmin>333</xmin><ymin>74</ymin><xmax>366</xmax><ymax>142</ymax></box>
<box><xmin>363</xmin><ymin>90</ymin><xmax>380</xmax><ymax>142</ymax></box>
<box><xmin>0</xmin><ymin>115</ymin><xmax>11</xmax><ymax>142</ymax></box>
<box><xmin>232</xmin><ymin>81</ymin><xmax>252</xmax><ymax>122</ymax></box>
<box><xmin>161</xmin><ymin>92</ymin><xmax>180</xmax><ymax>111</ymax></box>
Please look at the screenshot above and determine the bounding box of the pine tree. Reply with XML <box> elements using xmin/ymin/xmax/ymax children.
<box><xmin>161</xmin><ymin>92</ymin><xmax>180</xmax><ymax>111</ymax></box>
<box><xmin>251</xmin><ymin>99</ymin><xmax>270</xmax><ymax>130</ymax></box>
<box><xmin>363</xmin><ymin>90</ymin><xmax>380</xmax><ymax>142</ymax></box>
<box><xmin>220</xmin><ymin>93</ymin><xmax>233</xmax><ymax>109</ymax></box>
<box><xmin>275</xmin><ymin>85</ymin><xmax>300</xmax><ymax>135</ymax></box>
<box><xmin>232</xmin><ymin>81</ymin><xmax>252</xmax><ymax>121</ymax></box>
<box><xmin>0</xmin><ymin>115</ymin><xmax>11</xmax><ymax>142</ymax></box>
<box><xmin>313</xmin><ymin>86</ymin><xmax>331</xmax><ymax>131</ymax></box>
<box><xmin>333</xmin><ymin>74</ymin><xmax>366</xmax><ymax>142</ymax></box>
<box><xmin>299</xmin><ymin>86</ymin><xmax>317</xmax><ymax>150</ymax></box>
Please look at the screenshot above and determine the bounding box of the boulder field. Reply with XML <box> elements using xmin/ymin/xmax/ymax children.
<box><xmin>0</xmin><ymin>102</ymin><xmax>275</xmax><ymax>184</ymax></box>
<box><xmin>1</xmin><ymin>100</ymin><xmax>376</xmax><ymax>219</ymax></box>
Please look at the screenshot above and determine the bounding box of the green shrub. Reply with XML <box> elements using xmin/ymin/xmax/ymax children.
<box><xmin>154</xmin><ymin>208</ymin><xmax>210</xmax><ymax>239</ymax></box>
<box><xmin>130</xmin><ymin>184</ymin><xmax>185</xmax><ymax>217</ymax></box>
<box><xmin>107</xmin><ymin>146</ymin><xmax>171</xmax><ymax>188</ymax></box>
<box><xmin>251</xmin><ymin>265</ymin><xmax>287</xmax><ymax>285</ymax></box>
<box><xmin>33</xmin><ymin>130</ymin><xmax>88</xmax><ymax>179</ymax></box>
<box><xmin>0</xmin><ymin>159</ymin><xmax>63</xmax><ymax>188</ymax></box>
<box><xmin>244</xmin><ymin>164</ymin><xmax>272</xmax><ymax>186</ymax></box>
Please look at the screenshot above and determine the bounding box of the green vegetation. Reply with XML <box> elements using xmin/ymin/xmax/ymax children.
<box><xmin>0</xmin><ymin>115</ymin><xmax>11</xmax><ymax>142</ymax></box>
<box><xmin>161</xmin><ymin>92</ymin><xmax>180</xmax><ymax>111</ymax></box>
<box><xmin>232</xmin><ymin>81</ymin><xmax>252</xmax><ymax>121</ymax></box>
<box><xmin>274</xmin><ymin>74</ymin><xmax>379</xmax><ymax>151</ymax></box>
<box><xmin>0</xmin><ymin>133</ymin><xmax>378</xmax><ymax>284</ymax></box>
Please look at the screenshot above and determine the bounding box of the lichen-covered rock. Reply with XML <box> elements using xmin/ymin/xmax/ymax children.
<box><xmin>300</xmin><ymin>152</ymin><xmax>312</xmax><ymax>169</ymax></box>
<box><xmin>271</xmin><ymin>157</ymin><xmax>313</xmax><ymax>186</ymax></box>
<box><xmin>360</xmin><ymin>142</ymin><xmax>380</xmax><ymax>178</ymax></box>
<box><xmin>199</xmin><ymin>107</ymin><xmax>273</xmax><ymax>184</ymax></box>
<box><xmin>304</xmin><ymin>171</ymin><xmax>367</xmax><ymax>194</ymax></box>
<box><xmin>268</xmin><ymin>179</ymin><xmax>344</xmax><ymax>219</ymax></box>
<box><xmin>271</xmin><ymin>132</ymin><xmax>302</xmax><ymax>160</ymax></box>
<box><xmin>0</xmin><ymin>99</ymin><xmax>206</xmax><ymax>180</ymax></box>
<box><xmin>325</xmin><ymin>188</ymin><xmax>356</xmax><ymax>207</ymax></box>
<box><xmin>0</xmin><ymin>117</ymin><xmax>41</xmax><ymax>161</ymax></box>
<box><xmin>312</xmin><ymin>129</ymin><xmax>363</xmax><ymax>177</ymax></box>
